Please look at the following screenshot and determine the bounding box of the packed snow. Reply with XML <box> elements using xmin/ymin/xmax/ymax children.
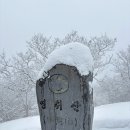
<box><xmin>93</xmin><ymin>102</ymin><xmax>130</xmax><ymax>130</ymax></box>
<box><xmin>38</xmin><ymin>42</ymin><xmax>94</xmax><ymax>79</ymax></box>
<box><xmin>0</xmin><ymin>102</ymin><xmax>130</xmax><ymax>130</ymax></box>
<box><xmin>0</xmin><ymin>116</ymin><xmax>41</xmax><ymax>130</ymax></box>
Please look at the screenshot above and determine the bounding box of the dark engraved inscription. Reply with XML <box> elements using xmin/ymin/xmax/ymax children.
<box><xmin>40</xmin><ymin>99</ymin><xmax>46</xmax><ymax>109</ymax></box>
<box><xmin>82</xmin><ymin>93</ymin><xmax>88</xmax><ymax>102</ymax></box>
<box><xmin>75</xmin><ymin>118</ymin><xmax>77</xmax><ymax>126</ymax></box>
<box><xmin>71</xmin><ymin>101</ymin><xmax>81</xmax><ymax>112</ymax></box>
<box><xmin>56</xmin><ymin>116</ymin><xmax>63</xmax><ymax>125</ymax></box>
<box><xmin>46</xmin><ymin>116</ymin><xmax>77</xmax><ymax>126</ymax></box>
<box><xmin>38</xmin><ymin>78</ymin><xmax>46</xmax><ymax>87</ymax></box>
<box><xmin>54</xmin><ymin>100</ymin><xmax>62</xmax><ymax>110</ymax></box>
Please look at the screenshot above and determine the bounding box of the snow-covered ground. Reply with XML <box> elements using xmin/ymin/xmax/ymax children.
<box><xmin>0</xmin><ymin>102</ymin><xmax>130</xmax><ymax>130</ymax></box>
<box><xmin>0</xmin><ymin>116</ymin><xmax>41</xmax><ymax>130</ymax></box>
<box><xmin>93</xmin><ymin>102</ymin><xmax>130</xmax><ymax>130</ymax></box>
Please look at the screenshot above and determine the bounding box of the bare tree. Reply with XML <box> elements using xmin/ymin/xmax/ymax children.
<box><xmin>11</xmin><ymin>51</ymin><xmax>38</xmax><ymax>117</ymax></box>
<box><xmin>112</xmin><ymin>45</ymin><xmax>130</xmax><ymax>101</ymax></box>
<box><xmin>0</xmin><ymin>51</ymin><xmax>38</xmax><ymax>122</ymax></box>
<box><xmin>0</xmin><ymin>31</ymin><xmax>116</xmax><ymax>122</ymax></box>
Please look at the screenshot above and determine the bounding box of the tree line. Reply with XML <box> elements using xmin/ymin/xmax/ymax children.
<box><xmin>0</xmin><ymin>31</ymin><xmax>129</xmax><ymax>122</ymax></box>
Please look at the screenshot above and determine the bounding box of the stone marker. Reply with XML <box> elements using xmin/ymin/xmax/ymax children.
<box><xmin>36</xmin><ymin>64</ymin><xmax>94</xmax><ymax>130</ymax></box>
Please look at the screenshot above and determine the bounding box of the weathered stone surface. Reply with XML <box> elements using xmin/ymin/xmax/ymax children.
<box><xmin>36</xmin><ymin>64</ymin><xmax>93</xmax><ymax>130</ymax></box>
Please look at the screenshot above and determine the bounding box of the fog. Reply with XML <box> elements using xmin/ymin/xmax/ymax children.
<box><xmin>0</xmin><ymin>0</ymin><xmax>130</xmax><ymax>55</ymax></box>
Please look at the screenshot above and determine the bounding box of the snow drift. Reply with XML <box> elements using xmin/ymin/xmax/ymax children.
<box><xmin>93</xmin><ymin>102</ymin><xmax>130</xmax><ymax>130</ymax></box>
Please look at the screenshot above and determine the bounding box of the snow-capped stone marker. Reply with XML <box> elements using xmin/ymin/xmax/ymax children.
<box><xmin>36</xmin><ymin>42</ymin><xmax>94</xmax><ymax>130</ymax></box>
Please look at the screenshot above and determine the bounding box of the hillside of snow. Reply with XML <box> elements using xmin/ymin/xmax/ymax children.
<box><xmin>93</xmin><ymin>102</ymin><xmax>130</xmax><ymax>130</ymax></box>
<box><xmin>0</xmin><ymin>102</ymin><xmax>130</xmax><ymax>130</ymax></box>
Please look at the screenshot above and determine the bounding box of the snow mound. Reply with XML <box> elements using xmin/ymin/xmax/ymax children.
<box><xmin>93</xmin><ymin>102</ymin><xmax>130</xmax><ymax>130</ymax></box>
<box><xmin>38</xmin><ymin>42</ymin><xmax>93</xmax><ymax>79</ymax></box>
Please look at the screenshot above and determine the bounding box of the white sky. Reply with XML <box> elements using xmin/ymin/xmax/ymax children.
<box><xmin>0</xmin><ymin>0</ymin><xmax>130</xmax><ymax>56</ymax></box>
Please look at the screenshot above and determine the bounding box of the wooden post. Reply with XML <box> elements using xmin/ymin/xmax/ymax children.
<box><xmin>36</xmin><ymin>64</ymin><xmax>94</xmax><ymax>130</ymax></box>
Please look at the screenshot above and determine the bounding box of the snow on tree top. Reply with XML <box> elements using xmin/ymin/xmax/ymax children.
<box><xmin>38</xmin><ymin>42</ymin><xmax>94</xmax><ymax>79</ymax></box>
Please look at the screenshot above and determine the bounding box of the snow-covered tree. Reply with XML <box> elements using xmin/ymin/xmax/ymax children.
<box><xmin>11</xmin><ymin>51</ymin><xmax>38</xmax><ymax>117</ymax></box>
<box><xmin>94</xmin><ymin>45</ymin><xmax>130</xmax><ymax>106</ymax></box>
<box><xmin>0</xmin><ymin>51</ymin><xmax>38</xmax><ymax>122</ymax></box>
<box><xmin>112</xmin><ymin>45</ymin><xmax>130</xmax><ymax>101</ymax></box>
<box><xmin>27</xmin><ymin>31</ymin><xmax>116</xmax><ymax>80</ymax></box>
<box><xmin>0</xmin><ymin>31</ymin><xmax>116</xmax><ymax>122</ymax></box>
<box><xmin>0</xmin><ymin>52</ymin><xmax>21</xmax><ymax>122</ymax></box>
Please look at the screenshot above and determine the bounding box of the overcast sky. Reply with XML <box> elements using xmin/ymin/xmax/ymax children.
<box><xmin>0</xmin><ymin>0</ymin><xmax>130</xmax><ymax>56</ymax></box>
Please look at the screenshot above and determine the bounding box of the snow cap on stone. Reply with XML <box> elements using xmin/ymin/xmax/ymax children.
<box><xmin>38</xmin><ymin>42</ymin><xmax>94</xmax><ymax>79</ymax></box>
